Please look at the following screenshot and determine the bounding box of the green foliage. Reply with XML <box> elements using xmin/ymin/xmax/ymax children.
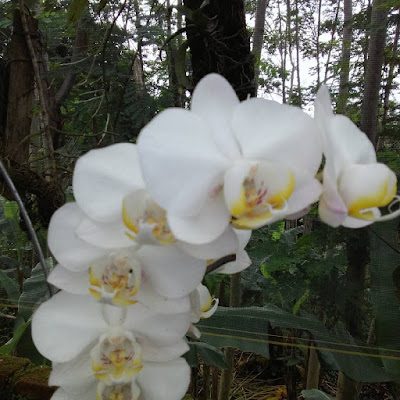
<box><xmin>370</xmin><ymin>220</ymin><xmax>400</xmax><ymax>375</ymax></box>
<box><xmin>184</xmin><ymin>342</ymin><xmax>228</xmax><ymax>369</ymax></box>
<box><xmin>200</xmin><ymin>305</ymin><xmax>394</xmax><ymax>382</ymax></box>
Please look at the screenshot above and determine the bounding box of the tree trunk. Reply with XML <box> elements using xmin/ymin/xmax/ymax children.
<box><xmin>324</xmin><ymin>0</ymin><xmax>341</xmax><ymax>82</ymax></box>
<box><xmin>3</xmin><ymin>9</ymin><xmax>35</xmax><ymax>166</ymax></box>
<box><xmin>252</xmin><ymin>0</ymin><xmax>268</xmax><ymax>92</ymax></box>
<box><xmin>382</xmin><ymin>14</ymin><xmax>400</xmax><ymax>131</ymax></box>
<box><xmin>294</xmin><ymin>0</ymin><xmax>301</xmax><ymax>106</ymax></box>
<box><xmin>360</xmin><ymin>0</ymin><xmax>388</xmax><ymax>146</ymax></box>
<box><xmin>184</xmin><ymin>0</ymin><xmax>255</xmax><ymax>100</ymax></box>
<box><xmin>316</xmin><ymin>0</ymin><xmax>322</xmax><ymax>87</ymax></box>
<box><xmin>336</xmin><ymin>0</ymin><xmax>353</xmax><ymax>114</ymax></box>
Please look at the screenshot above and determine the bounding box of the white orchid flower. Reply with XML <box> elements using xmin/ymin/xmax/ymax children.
<box><xmin>315</xmin><ymin>86</ymin><xmax>399</xmax><ymax>228</ymax></box>
<box><xmin>47</xmin><ymin>202</ymin><xmax>206</xmax><ymax>311</ymax></box>
<box><xmin>189</xmin><ymin>283</ymin><xmax>218</xmax><ymax>338</ymax></box>
<box><xmin>32</xmin><ymin>292</ymin><xmax>191</xmax><ymax>400</ymax></box>
<box><xmin>211</xmin><ymin>229</ymin><xmax>252</xmax><ymax>274</ymax></box>
<box><xmin>72</xmin><ymin>142</ymin><xmax>239</xmax><ymax>260</ymax></box>
<box><xmin>138</xmin><ymin>74</ymin><xmax>322</xmax><ymax>244</ymax></box>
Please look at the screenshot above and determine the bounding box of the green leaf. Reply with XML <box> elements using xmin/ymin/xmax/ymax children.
<box><xmin>68</xmin><ymin>0</ymin><xmax>88</xmax><ymax>23</ymax></box>
<box><xmin>301</xmin><ymin>389</ymin><xmax>333</xmax><ymax>399</ymax></box>
<box><xmin>197</xmin><ymin>307</ymin><xmax>270</xmax><ymax>358</ymax></box>
<box><xmin>199</xmin><ymin>306</ymin><xmax>394</xmax><ymax>382</ymax></box>
<box><xmin>369</xmin><ymin>220</ymin><xmax>400</xmax><ymax>375</ymax></box>
<box><xmin>0</xmin><ymin>320</ymin><xmax>30</xmax><ymax>355</ymax></box>
<box><xmin>18</xmin><ymin>260</ymin><xmax>51</xmax><ymax>320</ymax></box>
<box><xmin>0</xmin><ymin>269</ymin><xmax>20</xmax><ymax>304</ymax></box>
<box><xmin>191</xmin><ymin>342</ymin><xmax>228</xmax><ymax>369</ymax></box>
<box><xmin>293</xmin><ymin>289</ymin><xmax>309</xmax><ymax>315</ymax></box>
<box><xmin>183</xmin><ymin>342</ymin><xmax>199</xmax><ymax>367</ymax></box>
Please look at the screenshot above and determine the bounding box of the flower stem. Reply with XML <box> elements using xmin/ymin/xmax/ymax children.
<box><xmin>0</xmin><ymin>160</ymin><xmax>53</xmax><ymax>297</ymax></box>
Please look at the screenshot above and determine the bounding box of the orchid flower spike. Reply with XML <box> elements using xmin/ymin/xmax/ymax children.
<box><xmin>72</xmin><ymin>143</ymin><xmax>239</xmax><ymax>260</ymax></box>
<box><xmin>315</xmin><ymin>85</ymin><xmax>399</xmax><ymax>228</ymax></box>
<box><xmin>47</xmin><ymin>202</ymin><xmax>206</xmax><ymax>313</ymax></box>
<box><xmin>32</xmin><ymin>292</ymin><xmax>191</xmax><ymax>400</ymax></box>
<box><xmin>138</xmin><ymin>74</ymin><xmax>323</xmax><ymax>244</ymax></box>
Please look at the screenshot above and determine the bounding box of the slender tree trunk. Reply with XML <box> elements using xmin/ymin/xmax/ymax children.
<box><xmin>324</xmin><ymin>0</ymin><xmax>341</xmax><ymax>82</ymax></box>
<box><xmin>316</xmin><ymin>0</ymin><xmax>322</xmax><ymax>87</ymax></box>
<box><xmin>360</xmin><ymin>0</ymin><xmax>388</xmax><ymax>146</ymax></box>
<box><xmin>337</xmin><ymin>4</ymin><xmax>386</xmax><ymax>398</ymax></box>
<box><xmin>277</xmin><ymin>0</ymin><xmax>287</xmax><ymax>103</ymax></box>
<box><xmin>252</xmin><ymin>0</ymin><xmax>268</xmax><ymax>92</ymax></box>
<box><xmin>382</xmin><ymin>14</ymin><xmax>400</xmax><ymax>131</ymax></box>
<box><xmin>336</xmin><ymin>0</ymin><xmax>353</xmax><ymax>114</ymax></box>
<box><xmin>3</xmin><ymin>9</ymin><xmax>35</xmax><ymax>166</ymax></box>
<box><xmin>294</xmin><ymin>0</ymin><xmax>301</xmax><ymax>106</ymax></box>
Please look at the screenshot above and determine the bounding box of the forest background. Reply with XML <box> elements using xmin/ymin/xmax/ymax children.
<box><xmin>0</xmin><ymin>0</ymin><xmax>399</xmax><ymax>399</ymax></box>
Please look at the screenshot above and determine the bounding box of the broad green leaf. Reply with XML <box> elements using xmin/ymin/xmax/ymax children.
<box><xmin>0</xmin><ymin>320</ymin><xmax>30</xmax><ymax>355</ymax></box>
<box><xmin>301</xmin><ymin>389</ymin><xmax>333</xmax><ymax>399</ymax></box>
<box><xmin>197</xmin><ymin>307</ymin><xmax>270</xmax><ymax>358</ymax></box>
<box><xmin>68</xmin><ymin>0</ymin><xmax>88</xmax><ymax>23</ymax></box>
<box><xmin>18</xmin><ymin>260</ymin><xmax>52</xmax><ymax>320</ymax></box>
<box><xmin>0</xmin><ymin>269</ymin><xmax>20</xmax><ymax>304</ymax></box>
<box><xmin>199</xmin><ymin>306</ymin><xmax>394</xmax><ymax>382</ymax></box>
<box><xmin>183</xmin><ymin>342</ymin><xmax>198</xmax><ymax>367</ymax></box>
<box><xmin>369</xmin><ymin>220</ymin><xmax>400</xmax><ymax>375</ymax></box>
<box><xmin>188</xmin><ymin>342</ymin><xmax>228</xmax><ymax>369</ymax></box>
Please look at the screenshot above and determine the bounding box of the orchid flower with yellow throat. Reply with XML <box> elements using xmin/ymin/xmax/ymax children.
<box><xmin>315</xmin><ymin>85</ymin><xmax>399</xmax><ymax>228</ymax></box>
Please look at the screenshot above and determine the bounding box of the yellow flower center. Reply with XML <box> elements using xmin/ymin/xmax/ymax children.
<box><xmin>89</xmin><ymin>253</ymin><xmax>141</xmax><ymax>306</ymax></box>
<box><xmin>230</xmin><ymin>164</ymin><xmax>295</xmax><ymax>229</ymax></box>
<box><xmin>91</xmin><ymin>331</ymin><xmax>143</xmax><ymax>385</ymax></box>
<box><xmin>347</xmin><ymin>177</ymin><xmax>397</xmax><ymax>220</ymax></box>
<box><xmin>122</xmin><ymin>192</ymin><xmax>176</xmax><ymax>245</ymax></box>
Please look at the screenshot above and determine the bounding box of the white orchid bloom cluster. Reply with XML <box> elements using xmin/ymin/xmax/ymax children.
<box><xmin>32</xmin><ymin>73</ymin><xmax>399</xmax><ymax>400</ymax></box>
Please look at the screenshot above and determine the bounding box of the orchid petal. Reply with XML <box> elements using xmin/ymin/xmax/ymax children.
<box><xmin>314</xmin><ymin>84</ymin><xmax>334</xmax><ymax>122</ymax></box>
<box><xmin>318</xmin><ymin>169</ymin><xmax>347</xmax><ymax>227</ymax></box>
<box><xmin>32</xmin><ymin>292</ymin><xmax>107</xmax><ymax>362</ymax></box>
<box><xmin>168</xmin><ymin>192</ymin><xmax>231</xmax><ymax>244</ymax></box>
<box><xmin>191</xmin><ymin>73</ymin><xmax>241</xmax><ymax>158</ymax></box>
<box><xmin>286</xmin><ymin>177</ymin><xmax>322</xmax><ymax>216</ymax></box>
<box><xmin>51</xmin><ymin>386</ymin><xmax>95</xmax><ymax>400</ymax></box>
<box><xmin>138</xmin><ymin>245</ymin><xmax>206</xmax><ymax>298</ymax></box>
<box><xmin>213</xmin><ymin>249</ymin><xmax>251</xmax><ymax>274</ymax></box>
<box><xmin>324</xmin><ymin>116</ymin><xmax>376</xmax><ymax>178</ymax></box>
<box><xmin>73</xmin><ymin>143</ymin><xmax>144</xmax><ymax>223</ymax></box>
<box><xmin>49</xmin><ymin>356</ymin><xmax>94</xmax><ymax>394</ymax></box>
<box><xmin>233</xmin><ymin>98</ymin><xmax>322</xmax><ymax>175</ymax></box>
<box><xmin>339</xmin><ymin>163</ymin><xmax>397</xmax><ymax>220</ymax></box>
<box><xmin>76</xmin><ymin>217</ymin><xmax>133</xmax><ymax>249</ymax></box>
<box><xmin>135</xmin><ymin>281</ymin><xmax>191</xmax><ymax>315</ymax></box>
<box><xmin>48</xmin><ymin>203</ymin><xmax>108</xmax><ymax>272</ymax></box>
<box><xmin>137</xmin><ymin>358</ymin><xmax>190</xmax><ymax>400</ymax></box>
<box><xmin>141</xmin><ymin>339</ymin><xmax>189</xmax><ymax>362</ymax></box>
<box><xmin>177</xmin><ymin>226</ymin><xmax>238</xmax><ymax>259</ymax></box>
<box><xmin>342</xmin><ymin>215</ymin><xmax>374</xmax><ymax>228</ymax></box>
<box><xmin>235</xmin><ymin>229</ymin><xmax>252</xmax><ymax>250</ymax></box>
<box><xmin>124</xmin><ymin>303</ymin><xmax>190</xmax><ymax>345</ymax></box>
<box><xmin>138</xmin><ymin>108</ymin><xmax>230</xmax><ymax>216</ymax></box>
<box><xmin>48</xmin><ymin>265</ymin><xmax>89</xmax><ymax>295</ymax></box>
